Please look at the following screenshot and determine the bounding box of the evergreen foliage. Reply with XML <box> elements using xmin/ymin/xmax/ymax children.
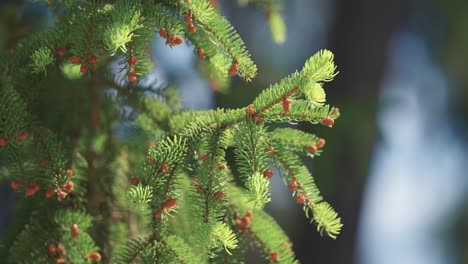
<box><xmin>0</xmin><ymin>0</ymin><xmax>342</xmax><ymax>263</ymax></box>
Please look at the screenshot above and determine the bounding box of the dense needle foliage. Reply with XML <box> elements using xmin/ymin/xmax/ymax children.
<box><xmin>0</xmin><ymin>0</ymin><xmax>342</xmax><ymax>263</ymax></box>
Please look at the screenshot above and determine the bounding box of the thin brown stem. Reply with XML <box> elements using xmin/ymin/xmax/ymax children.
<box><xmin>129</xmin><ymin>234</ymin><xmax>157</xmax><ymax>263</ymax></box>
<box><xmin>163</xmin><ymin>163</ymin><xmax>179</xmax><ymax>199</ymax></box>
<box><xmin>269</xmin><ymin>150</ymin><xmax>314</xmax><ymax>208</ymax></box>
<box><xmin>247</xmin><ymin>121</ymin><xmax>258</xmax><ymax>172</ymax></box>
<box><xmin>252</xmin><ymin>86</ymin><xmax>299</xmax><ymax>117</ymax></box>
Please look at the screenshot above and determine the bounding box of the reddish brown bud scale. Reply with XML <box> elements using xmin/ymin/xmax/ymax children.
<box><xmin>71</xmin><ymin>223</ymin><xmax>79</xmax><ymax>238</ymax></box>
<box><xmin>197</xmin><ymin>48</ymin><xmax>205</xmax><ymax>59</ymax></box>
<box><xmin>25</xmin><ymin>188</ymin><xmax>34</xmax><ymax>197</ymax></box>
<box><xmin>174</xmin><ymin>36</ymin><xmax>183</xmax><ymax>45</ymax></box>
<box><xmin>245</xmin><ymin>216</ymin><xmax>252</xmax><ymax>226</ymax></box>
<box><xmin>130</xmin><ymin>177</ymin><xmax>140</xmax><ymax>186</ymax></box>
<box><xmin>288</xmin><ymin>178</ymin><xmax>298</xmax><ymax>191</ymax></box>
<box><xmin>165</xmin><ymin>36</ymin><xmax>173</xmax><ymax>45</ymax></box>
<box><xmin>163</xmin><ymin>198</ymin><xmax>177</xmax><ymax>209</ymax></box>
<box><xmin>236</xmin><ymin>218</ymin><xmax>250</xmax><ymax>229</ymax></box>
<box><xmin>69</xmin><ymin>56</ymin><xmax>81</xmax><ymax>63</ymax></box>
<box><xmin>56</xmin><ymin>258</ymin><xmax>65</xmax><ymax>264</ymax></box>
<box><xmin>307</xmin><ymin>145</ymin><xmax>317</xmax><ymax>153</ymax></box>
<box><xmin>321</xmin><ymin>117</ymin><xmax>334</xmax><ymax>127</ymax></box>
<box><xmin>188</xmin><ymin>24</ymin><xmax>196</xmax><ymax>33</ymax></box>
<box><xmin>196</xmin><ymin>185</ymin><xmax>204</xmax><ymax>194</ymax></box>
<box><xmin>57</xmin><ymin>48</ymin><xmax>66</xmax><ymax>57</ymax></box>
<box><xmin>16</xmin><ymin>131</ymin><xmax>29</xmax><ymax>141</ymax></box>
<box><xmin>32</xmin><ymin>184</ymin><xmax>40</xmax><ymax>192</ymax></box>
<box><xmin>80</xmin><ymin>64</ymin><xmax>88</xmax><ymax>73</ymax></box>
<box><xmin>57</xmin><ymin>190</ymin><xmax>67</xmax><ymax>199</ymax></box>
<box><xmin>0</xmin><ymin>137</ymin><xmax>7</xmax><ymax>146</ymax></box>
<box><xmin>66</xmin><ymin>169</ymin><xmax>73</xmax><ymax>177</ymax></box>
<box><xmin>255</xmin><ymin>118</ymin><xmax>264</xmax><ymax>125</ymax></box>
<box><xmin>46</xmin><ymin>189</ymin><xmax>56</xmax><ymax>198</ymax></box>
<box><xmin>154</xmin><ymin>209</ymin><xmax>162</xmax><ymax>218</ymax></box>
<box><xmin>295</xmin><ymin>193</ymin><xmax>307</xmax><ymax>204</ymax></box>
<box><xmin>10</xmin><ymin>181</ymin><xmax>21</xmax><ymax>190</ymax></box>
<box><xmin>48</xmin><ymin>245</ymin><xmax>57</xmax><ymax>254</ymax></box>
<box><xmin>159</xmin><ymin>27</ymin><xmax>167</xmax><ymax>38</ymax></box>
<box><xmin>282</xmin><ymin>98</ymin><xmax>291</xmax><ymax>115</ymax></box>
<box><xmin>217</xmin><ymin>162</ymin><xmax>226</xmax><ymax>170</ymax></box>
<box><xmin>128</xmin><ymin>72</ymin><xmax>138</xmax><ymax>83</ymax></box>
<box><xmin>245</xmin><ymin>210</ymin><xmax>253</xmax><ymax>218</ymax></box>
<box><xmin>25</xmin><ymin>184</ymin><xmax>39</xmax><ymax>197</ymax></box>
<box><xmin>214</xmin><ymin>192</ymin><xmax>225</xmax><ymax>199</ymax></box>
<box><xmin>128</xmin><ymin>56</ymin><xmax>138</xmax><ymax>65</ymax></box>
<box><xmin>147</xmin><ymin>156</ymin><xmax>156</xmax><ymax>164</ymax></box>
<box><xmin>228</xmin><ymin>61</ymin><xmax>238</xmax><ymax>77</ymax></box>
<box><xmin>201</xmin><ymin>153</ymin><xmax>208</xmax><ymax>160</ymax></box>
<box><xmin>315</xmin><ymin>138</ymin><xmax>326</xmax><ymax>148</ymax></box>
<box><xmin>88</xmin><ymin>252</ymin><xmax>102</xmax><ymax>261</ymax></box>
<box><xmin>270</xmin><ymin>252</ymin><xmax>279</xmax><ymax>262</ymax></box>
<box><xmin>88</xmin><ymin>55</ymin><xmax>97</xmax><ymax>64</ymax></box>
<box><xmin>160</xmin><ymin>163</ymin><xmax>169</xmax><ymax>173</ymax></box>
<box><xmin>56</xmin><ymin>244</ymin><xmax>65</xmax><ymax>255</ymax></box>
<box><xmin>61</xmin><ymin>181</ymin><xmax>74</xmax><ymax>191</ymax></box>
<box><xmin>246</xmin><ymin>104</ymin><xmax>255</xmax><ymax>116</ymax></box>
<box><xmin>263</xmin><ymin>170</ymin><xmax>273</xmax><ymax>179</ymax></box>
<box><xmin>184</xmin><ymin>14</ymin><xmax>191</xmax><ymax>23</ymax></box>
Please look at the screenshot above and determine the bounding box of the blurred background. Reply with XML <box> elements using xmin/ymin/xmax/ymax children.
<box><xmin>1</xmin><ymin>0</ymin><xmax>468</xmax><ymax>263</ymax></box>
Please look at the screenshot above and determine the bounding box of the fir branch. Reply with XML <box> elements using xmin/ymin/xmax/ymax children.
<box><xmin>269</xmin><ymin>148</ymin><xmax>322</xmax><ymax>205</ymax></box>
<box><xmin>1</xmin><ymin>2</ymin><xmax>344</xmax><ymax>259</ymax></box>
<box><xmin>269</xmin><ymin>127</ymin><xmax>323</xmax><ymax>155</ymax></box>
<box><xmin>248</xmin><ymin>210</ymin><xmax>299</xmax><ymax>264</ymax></box>
<box><xmin>268</xmin><ymin>147</ymin><xmax>343</xmax><ymax>238</ymax></box>
<box><xmin>225</xmin><ymin>185</ymin><xmax>298</xmax><ymax>264</ymax></box>
<box><xmin>103</xmin><ymin>1</ymin><xmax>143</xmax><ymax>56</ymax></box>
<box><xmin>115</xmin><ymin>235</ymin><xmax>157</xmax><ymax>264</ymax></box>
<box><xmin>158</xmin><ymin>0</ymin><xmax>257</xmax><ymax>80</ymax></box>
<box><xmin>253</xmin><ymin>86</ymin><xmax>299</xmax><ymax>117</ymax></box>
<box><xmin>199</xmin><ymin>129</ymin><xmax>226</xmax><ymax>223</ymax></box>
<box><xmin>161</xmin><ymin>235</ymin><xmax>204</xmax><ymax>264</ymax></box>
<box><xmin>260</xmin><ymin>101</ymin><xmax>337</xmax><ymax>125</ymax></box>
